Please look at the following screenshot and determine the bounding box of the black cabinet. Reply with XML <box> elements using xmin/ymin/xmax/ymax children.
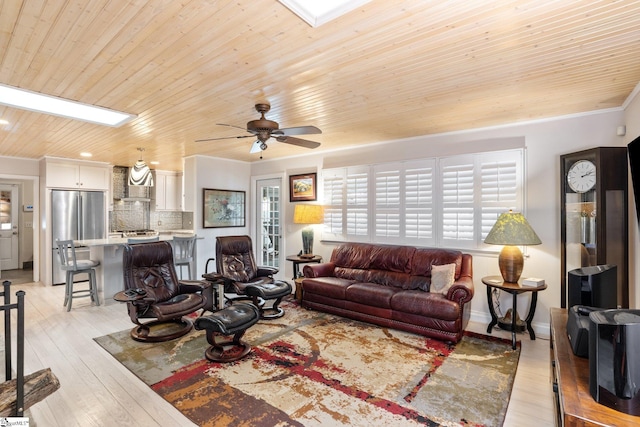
<box><xmin>560</xmin><ymin>147</ymin><xmax>628</xmax><ymax>308</ymax></box>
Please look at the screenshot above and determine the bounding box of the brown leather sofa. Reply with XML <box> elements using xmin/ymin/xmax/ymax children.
<box><xmin>301</xmin><ymin>242</ymin><xmax>474</xmax><ymax>343</ymax></box>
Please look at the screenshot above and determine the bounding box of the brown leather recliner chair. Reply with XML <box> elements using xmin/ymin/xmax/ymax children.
<box><xmin>122</xmin><ymin>241</ymin><xmax>209</xmax><ymax>342</ymax></box>
<box><xmin>212</xmin><ymin>235</ymin><xmax>291</xmax><ymax>319</ymax></box>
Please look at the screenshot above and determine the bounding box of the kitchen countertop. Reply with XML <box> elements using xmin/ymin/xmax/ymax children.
<box><xmin>77</xmin><ymin>232</ymin><xmax>198</xmax><ymax>247</ymax></box>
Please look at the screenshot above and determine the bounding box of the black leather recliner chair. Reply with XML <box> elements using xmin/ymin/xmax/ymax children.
<box><xmin>122</xmin><ymin>241</ymin><xmax>208</xmax><ymax>342</ymax></box>
<box><xmin>206</xmin><ymin>235</ymin><xmax>291</xmax><ymax>319</ymax></box>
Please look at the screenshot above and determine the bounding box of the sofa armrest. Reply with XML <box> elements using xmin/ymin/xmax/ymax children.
<box><xmin>303</xmin><ymin>262</ymin><xmax>336</xmax><ymax>278</ymax></box>
<box><xmin>446</xmin><ymin>276</ymin><xmax>474</xmax><ymax>304</ymax></box>
<box><xmin>446</xmin><ymin>253</ymin><xmax>473</xmax><ymax>304</ymax></box>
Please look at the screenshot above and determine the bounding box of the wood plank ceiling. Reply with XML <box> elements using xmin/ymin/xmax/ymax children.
<box><xmin>1</xmin><ymin>0</ymin><xmax>639</xmax><ymax>171</ymax></box>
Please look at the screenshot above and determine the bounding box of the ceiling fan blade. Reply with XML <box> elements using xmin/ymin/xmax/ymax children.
<box><xmin>273</xmin><ymin>125</ymin><xmax>321</xmax><ymax>136</ymax></box>
<box><xmin>275</xmin><ymin>135</ymin><xmax>321</xmax><ymax>149</ymax></box>
<box><xmin>216</xmin><ymin>123</ymin><xmax>253</xmax><ymax>132</ymax></box>
<box><xmin>195</xmin><ymin>135</ymin><xmax>255</xmax><ymax>142</ymax></box>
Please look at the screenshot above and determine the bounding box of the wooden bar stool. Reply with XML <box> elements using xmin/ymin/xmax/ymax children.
<box><xmin>173</xmin><ymin>235</ymin><xmax>197</xmax><ymax>280</ymax></box>
<box><xmin>56</xmin><ymin>240</ymin><xmax>100</xmax><ymax>311</ymax></box>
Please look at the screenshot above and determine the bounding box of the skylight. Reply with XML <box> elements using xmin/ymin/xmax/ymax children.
<box><xmin>0</xmin><ymin>84</ymin><xmax>136</xmax><ymax>127</ymax></box>
<box><xmin>279</xmin><ymin>0</ymin><xmax>371</xmax><ymax>27</ymax></box>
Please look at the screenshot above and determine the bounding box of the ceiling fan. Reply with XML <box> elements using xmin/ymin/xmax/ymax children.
<box><xmin>196</xmin><ymin>103</ymin><xmax>322</xmax><ymax>153</ymax></box>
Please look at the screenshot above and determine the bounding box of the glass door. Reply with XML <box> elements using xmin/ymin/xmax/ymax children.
<box><xmin>256</xmin><ymin>178</ymin><xmax>281</xmax><ymax>269</ymax></box>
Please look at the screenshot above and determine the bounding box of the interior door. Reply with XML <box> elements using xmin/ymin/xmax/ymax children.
<box><xmin>0</xmin><ymin>185</ymin><xmax>19</xmax><ymax>270</ymax></box>
<box><xmin>256</xmin><ymin>178</ymin><xmax>282</xmax><ymax>269</ymax></box>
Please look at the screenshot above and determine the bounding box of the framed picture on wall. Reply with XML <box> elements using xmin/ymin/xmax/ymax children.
<box><xmin>289</xmin><ymin>173</ymin><xmax>317</xmax><ymax>202</ymax></box>
<box><xmin>203</xmin><ymin>188</ymin><xmax>246</xmax><ymax>228</ymax></box>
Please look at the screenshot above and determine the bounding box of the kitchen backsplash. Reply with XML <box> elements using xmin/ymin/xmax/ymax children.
<box><xmin>109</xmin><ymin>166</ymin><xmax>193</xmax><ymax>231</ymax></box>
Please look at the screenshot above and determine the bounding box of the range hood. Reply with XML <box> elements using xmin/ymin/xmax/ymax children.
<box><xmin>123</xmin><ymin>183</ymin><xmax>151</xmax><ymax>202</ymax></box>
<box><xmin>113</xmin><ymin>166</ymin><xmax>152</xmax><ymax>202</ymax></box>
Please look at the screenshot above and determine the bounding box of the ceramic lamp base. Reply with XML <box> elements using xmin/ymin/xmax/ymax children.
<box><xmin>498</xmin><ymin>245</ymin><xmax>524</xmax><ymax>283</ymax></box>
<box><xmin>301</xmin><ymin>226</ymin><xmax>314</xmax><ymax>257</ymax></box>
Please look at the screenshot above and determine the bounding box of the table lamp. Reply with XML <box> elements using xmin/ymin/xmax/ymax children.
<box><xmin>293</xmin><ymin>204</ymin><xmax>324</xmax><ymax>258</ymax></box>
<box><xmin>484</xmin><ymin>210</ymin><xmax>541</xmax><ymax>283</ymax></box>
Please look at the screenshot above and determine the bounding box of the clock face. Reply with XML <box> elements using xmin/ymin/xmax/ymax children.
<box><xmin>567</xmin><ymin>160</ymin><xmax>596</xmax><ymax>193</ymax></box>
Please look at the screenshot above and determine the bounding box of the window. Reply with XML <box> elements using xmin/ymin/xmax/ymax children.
<box><xmin>321</xmin><ymin>148</ymin><xmax>523</xmax><ymax>250</ymax></box>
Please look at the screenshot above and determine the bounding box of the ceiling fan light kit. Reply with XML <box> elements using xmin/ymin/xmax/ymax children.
<box><xmin>197</xmin><ymin>103</ymin><xmax>322</xmax><ymax>153</ymax></box>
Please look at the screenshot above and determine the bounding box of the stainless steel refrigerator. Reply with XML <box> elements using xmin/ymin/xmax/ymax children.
<box><xmin>51</xmin><ymin>190</ymin><xmax>105</xmax><ymax>285</ymax></box>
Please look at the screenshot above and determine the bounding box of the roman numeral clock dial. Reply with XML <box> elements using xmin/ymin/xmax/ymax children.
<box><xmin>567</xmin><ymin>160</ymin><xmax>596</xmax><ymax>193</ymax></box>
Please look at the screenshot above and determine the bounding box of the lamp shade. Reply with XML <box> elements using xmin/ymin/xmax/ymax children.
<box><xmin>485</xmin><ymin>210</ymin><xmax>541</xmax><ymax>283</ymax></box>
<box><xmin>293</xmin><ymin>204</ymin><xmax>324</xmax><ymax>224</ymax></box>
<box><xmin>484</xmin><ymin>210</ymin><xmax>541</xmax><ymax>246</ymax></box>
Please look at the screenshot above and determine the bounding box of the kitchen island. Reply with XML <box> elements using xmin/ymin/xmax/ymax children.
<box><xmin>74</xmin><ymin>234</ymin><xmax>202</xmax><ymax>305</ymax></box>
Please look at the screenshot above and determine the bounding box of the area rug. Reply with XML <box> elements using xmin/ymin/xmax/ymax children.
<box><xmin>94</xmin><ymin>302</ymin><xmax>520</xmax><ymax>426</ymax></box>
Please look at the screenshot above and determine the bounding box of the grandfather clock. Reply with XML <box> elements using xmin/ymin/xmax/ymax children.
<box><xmin>560</xmin><ymin>147</ymin><xmax>628</xmax><ymax>308</ymax></box>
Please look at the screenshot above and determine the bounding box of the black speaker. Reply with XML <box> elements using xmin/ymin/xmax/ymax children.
<box><xmin>568</xmin><ymin>265</ymin><xmax>617</xmax><ymax>309</ymax></box>
<box><xmin>567</xmin><ymin>305</ymin><xmax>596</xmax><ymax>357</ymax></box>
<box><xmin>589</xmin><ymin>309</ymin><xmax>640</xmax><ymax>415</ymax></box>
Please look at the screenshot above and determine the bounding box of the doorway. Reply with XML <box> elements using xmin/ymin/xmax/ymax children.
<box><xmin>0</xmin><ymin>184</ymin><xmax>19</xmax><ymax>270</ymax></box>
<box><xmin>256</xmin><ymin>178</ymin><xmax>282</xmax><ymax>269</ymax></box>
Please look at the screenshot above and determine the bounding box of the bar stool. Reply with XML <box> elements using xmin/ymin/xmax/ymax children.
<box><xmin>173</xmin><ymin>235</ymin><xmax>197</xmax><ymax>280</ymax></box>
<box><xmin>56</xmin><ymin>239</ymin><xmax>100</xmax><ymax>311</ymax></box>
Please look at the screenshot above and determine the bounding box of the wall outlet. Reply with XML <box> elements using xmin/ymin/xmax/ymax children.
<box><xmin>24</xmin><ymin>222</ymin><xmax>33</xmax><ymax>228</ymax></box>
<box><xmin>157</xmin><ymin>220</ymin><xmax>162</xmax><ymax>226</ymax></box>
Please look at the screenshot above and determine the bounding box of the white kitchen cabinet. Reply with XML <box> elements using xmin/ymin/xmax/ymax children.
<box><xmin>153</xmin><ymin>171</ymin><xmax>182</xmax><ymax>211</ymax></box>
<box><xmin>46</xmin><ymin>161</ymin><xmax>110</xmax><ymax>190</ymax></box>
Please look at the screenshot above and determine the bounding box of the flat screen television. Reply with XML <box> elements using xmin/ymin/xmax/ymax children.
<box><xmin>628</xmin><ymin>135</ymin><xmax>640</xmax><ymax>223</ymax></box>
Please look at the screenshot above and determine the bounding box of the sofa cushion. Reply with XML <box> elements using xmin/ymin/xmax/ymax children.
<box><xmin>368</xmin><ymin>244</ymin><xmax>415</xmax><ymax>273</ymax></box>
<box><xmin>331</xmin><ymin>243</ymin><xmax>375</xmax><ymax>269</ymax></box>
<box><xmin>334</xmin><ymin>267</ymin><xmax>371</xmax><ymax>283</ymax></box>
<box><xmin>345</xmin><ymin>283</ymin><xmax>400</xmax><ymax>309</ymax></box>
<box><xmin>332</xmin><ymin>243</ymin><xmax>416</xmax><ymax>288</ymax></box>
<box><xmin>390</xmin><ymin>290</ymin><xmax>460</xmax><ymax>321</ymax></box>
<box><xmin>302</xmin><ymin>277</ymin><xmax>353</xmax><ymax>300</ymax></box>
<box><xmin>430</xmin><ymin>263</ymin><xmax>456</xmax><ymax>294</ymax></box>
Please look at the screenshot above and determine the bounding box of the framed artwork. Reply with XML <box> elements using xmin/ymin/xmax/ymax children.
<box><xmin>289</xmin><ymin>173</ymin><xmax>317</xmax><ymax>202</ymax></box>
<box><xmin>203</xmin><ymin>188</ymin><xmax>246</xmax><ymax>228</ymax></box>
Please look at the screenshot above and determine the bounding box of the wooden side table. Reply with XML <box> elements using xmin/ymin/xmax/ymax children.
<box><xmin>286</xmin><ymin>255</ymin><xmax>322</xmax><ymax>280</ymax></box>
<box><xmin>481</xmin><ymin>275</ymin><xmax>547</xmax><ymax>349</ymax></box>
<box><xmin>294</xmin><ymin>278</ymin><xmax>304</xmax><ymax>302</ymax></box>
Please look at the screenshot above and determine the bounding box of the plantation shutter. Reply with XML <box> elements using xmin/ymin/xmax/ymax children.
<box><xmin>322</xmin><ymin>168</ymin><xmax>345</xmax><ymax>241</ymax></box>
<box><xmin>440</xmin><ymin>155</ymin><xmax>475</xmax><ymax>247</ymax></box>
<box><xmin>374</xmin><ymin>165</ymin><xmax>401</xmax><ymax>239</ymax></box>
<box><xmin>404</xmin><ymin>160</ymin><xmax>435</xmax><ymax>245</ymax></box>
<box><xmin>346</xmin><ymin>167</ymin><xmax>369</xmax><ymax>240</ymax></box>
<box><xmin>321</xmin><ymin>148</ymin><xmax>524</xmax><ymax>250</ymax></box>
<box><xmin>479</xmin><ymin>150</ymin><xmax>523</xmax><ymax>241</ymax></box>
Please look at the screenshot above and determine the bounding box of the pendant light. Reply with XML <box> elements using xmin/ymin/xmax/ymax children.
<box><xmin>129</xmin><ymin>147</ymin><xmax>154</xmax><ymax>186</ymax></box>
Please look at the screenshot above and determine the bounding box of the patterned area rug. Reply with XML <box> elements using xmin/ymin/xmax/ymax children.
<box><xmin>95</xmin><ymin>302</ymin><xmax>520</xmax><ymax>426</ymax></box>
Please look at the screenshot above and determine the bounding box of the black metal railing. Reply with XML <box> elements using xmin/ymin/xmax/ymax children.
<box><xmin>1</xmin><ymin>280</ymin><xmax>25</xmax><ymax>416</ymax></box>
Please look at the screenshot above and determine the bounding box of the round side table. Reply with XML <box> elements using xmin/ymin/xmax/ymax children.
<box><xmin>481</xmin><ymin>275</ymin><xmax>547</xmax><ymax>349</ymax></box>
<box><xmin>286</xmin><ymin>255</ymin><xmax>322</xmax><ymax>279</ymax></box>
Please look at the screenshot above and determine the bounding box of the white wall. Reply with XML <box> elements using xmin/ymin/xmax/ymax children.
<box><xmin>250</xmin><ymin>108</ymin><xmax>628</xmax><ymax>337</ymax></box>
<box><xmin>183</xmin><ymin>155</ymin><xmax>252</xmax><ymax>277</ymax></box>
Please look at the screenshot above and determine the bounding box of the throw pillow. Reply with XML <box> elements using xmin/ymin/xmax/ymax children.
<box><xmin>431</xmin><ymin>263</ymin><xmax>456</xmax><ymax>294</ymax></box>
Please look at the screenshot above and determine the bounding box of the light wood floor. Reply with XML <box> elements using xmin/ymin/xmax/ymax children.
<box><xmin>4</xmin><ymin>274</ymin><xmax>555</xmax><ymax>426</ymax></box>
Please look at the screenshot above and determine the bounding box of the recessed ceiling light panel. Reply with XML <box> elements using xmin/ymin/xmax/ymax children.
<box><xmin>279</xmin><ymin>0</ymin><xmax>371</xmax><ymax>27</ymax></box>
<box><xmin>0</xmin><ymin>84</ymin><xmax>136</xmax><ymax>127</ymax></box>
